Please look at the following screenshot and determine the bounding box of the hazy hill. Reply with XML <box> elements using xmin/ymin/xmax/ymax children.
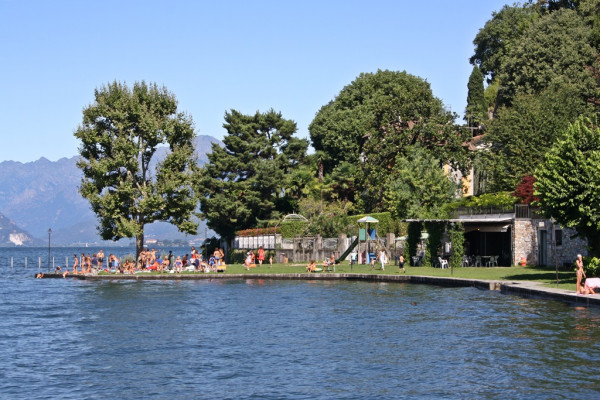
<box><xmin>0</xmin><ymin>135</ymin><xmax>220</xmax><ymax>245</ymax></box>
<box><xmin>0</xmin><ymin>211</ymin><xmax>41</xmax><ymax>246</ymax></box>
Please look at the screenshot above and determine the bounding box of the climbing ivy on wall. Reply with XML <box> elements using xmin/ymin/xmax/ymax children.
<box><xmin>449</xmin><ymin>222</ymin><xmax>465</xmax><ymax>269</ymax></box>
<box><xmin>424</xmin><ymin>221</ymin><xmax>446</xmax><ymax>268</ymax></box>
<box><xmin>280</xmin><ymin>221</ymin><xmax>309</xmax><ymax>238</ymax></box>
<box><xmin>406</xmin><ymin>222</ymin><xmax>422</xmax><ymax>263</ymax></box>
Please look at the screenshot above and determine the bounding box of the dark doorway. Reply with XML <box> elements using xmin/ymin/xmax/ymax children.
<box><xmin>464</xmin><ymin>226</ymin><xmax>512</xmax><ymax>266</ymax></box>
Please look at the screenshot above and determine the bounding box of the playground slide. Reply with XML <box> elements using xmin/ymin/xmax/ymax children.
<box><xmin>336</xmin><ymin>236</ymin><xmax>359</xmax><ymax>264</ymax></box>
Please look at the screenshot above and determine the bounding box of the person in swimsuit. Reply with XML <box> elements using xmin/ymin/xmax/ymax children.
<box><xmin>72</xmin><ymin>254</ymin><xmax>79</xmax><ymax>274</ymax></box>
<box><xmin>583</xmin><ymin>277</ymin><xmax>600</xmax><ymax>294</ymax></box>
<box><xmin>399</xmin><ymin>254</ymin><xmax>405</xmax><ymax>273</ymax></box>
<box><xmin>576</xmin><ymin>254</ymin><xmax>586</xmax><ymax>294</ymax></box>
<box><xmin>97</xmin><ymin>249</ymin><xmax>105</xmax><ymax>268</ymax></box>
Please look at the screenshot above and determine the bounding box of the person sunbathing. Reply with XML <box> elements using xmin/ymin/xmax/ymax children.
<box><xmin>306</xmin><ymin>260</ymin><xmax>317</xmax><ymax>273</ymax></box>
<box><xmin>583</xmin><ymin>277</ymin><xmax>600</xmax><ymax>294</ymax></box>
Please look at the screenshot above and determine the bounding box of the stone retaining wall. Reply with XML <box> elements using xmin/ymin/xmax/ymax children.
<box><xmin>71</xmin><ymin>272</ymin><xmax>600</xmax><ymax>308</ymax></box>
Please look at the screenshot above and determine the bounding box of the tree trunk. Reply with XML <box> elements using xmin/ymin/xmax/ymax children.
<box><xmin>136</xmin><ymin>233</ymin><xmax>144</xmax><ymax>267</ymax></box>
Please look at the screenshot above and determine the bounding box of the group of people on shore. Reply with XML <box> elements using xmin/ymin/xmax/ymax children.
<box><xmin>244</xmin><ymin>246</ymin><xmax>272</xmax><ymax>270</ymax></box>
<box><xmin>49</xmin><ymin>247</ymin><xmax>229</xmax><ymax>276</ymax></box>
<box><xmin>306</xmin><ymin>254</ymin><xmax>337</xmax><ymax>272</ymax></box>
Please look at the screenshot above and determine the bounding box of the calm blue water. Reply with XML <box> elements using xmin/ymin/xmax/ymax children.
<box><xmin>1</xmin><ymin>247</ymin><xmax>599</xmax><ymax>399</ymax></box>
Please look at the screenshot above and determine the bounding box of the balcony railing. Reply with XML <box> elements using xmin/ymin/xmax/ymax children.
<box><xmin>452</xmin><ymin>204</ymin><xmax>543</xmax><ymax>219</ymax></box>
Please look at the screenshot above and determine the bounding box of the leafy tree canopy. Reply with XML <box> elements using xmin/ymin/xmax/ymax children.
<box><xmin>198</xmin><ymin>109</ymin><xmax>308</xmax><ymax>240</ymax></box>
<box><xmin>470</xmin><ymin>4</ymin><xmax>538</xmax><ymax>81</ymax></box>
<box><xmin>482</xmin><ymin>85</ymin><xmax>593</xmax><ymax>192</ymax></box>
<box><xmin>535</xmin><ymin>116</ymin><xmax>600</xmax><ymax>256</ymax></box>
<box><xmin>74</xmin><ymin>81</ymin><xmax>199</xmax><ymax>257</ymax></box>
<box><xmin>385</xmin><ymin>147</ymin><xmax>458</xmax><ymax>220</ymax></box>
<box><xmin>497</xmin><ymin>8</ymin><xmax>598</xmax><ymax>107</ymax></box>
<box><xmin>309</xmin><ymin>69</ymin><xmax>469</xmax><ymax>212</ymax></box>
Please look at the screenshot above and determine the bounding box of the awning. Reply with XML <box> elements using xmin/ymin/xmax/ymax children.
<box><xmin>357</xmin><ymin>215</ymin><xmax>379</xmax><ymax>223</ymax></box>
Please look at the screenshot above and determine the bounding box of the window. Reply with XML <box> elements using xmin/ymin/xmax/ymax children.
<box><xmin>555</xmin><ymin>229</ymin><xmax>563</xmax><ymax>246</ymax></box>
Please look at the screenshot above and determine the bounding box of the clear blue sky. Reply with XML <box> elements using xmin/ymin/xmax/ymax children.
<box><xmin>0</xmin><ymin>0</ymin><xmax>509</xmax><ymax>163</ymax></box>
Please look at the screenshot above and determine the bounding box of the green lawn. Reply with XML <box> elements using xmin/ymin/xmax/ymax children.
<box><xmin>105</xmin><ymin>261</ymin><xmax>576</xmax><ymax>290</ymax></box>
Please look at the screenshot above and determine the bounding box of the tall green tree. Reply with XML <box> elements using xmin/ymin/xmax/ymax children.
<box><xmin>534</xmin><ymin>117</ymin><xmax>600</xmax><ymax>256</ymax></box>
<box><xmin>198</xmin><ymin>109</ymin><xmax>308</xmax><ymax>241</ymax></box>
<box><xmin>75</xmin><ymin>81</ymin><xmax>199</xmax><ymax>259</ymax></box>
<box><xmin>470</xmin><ymin>5</ymin><xmax>537</xmax><ymax>81</ymax></box>
<box><xmin>482</xmin><ymin>86</ymin><xmax>592</xmax><ymax>192</ymax></box>
<box><xmin>497</xmin><ymin>8</ymin><xmax>597</xmax><ymax>107</ymax></box>
<box><xmin>465</xmin><ymin>65</ymin><xmax>488</xmax><ymax>127</ymax></box>
<box><xmin>309</xmin><ymin>69</ymin><xmax>469</xmax><ymax>212</ymax></box>
<box><xmin>385</xmin><ymin>147</ymin><xmax>458</xmax><ymax>220</ymax></box>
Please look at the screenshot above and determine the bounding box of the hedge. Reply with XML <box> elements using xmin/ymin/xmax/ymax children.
<box><xmin>346</xmin><ymin>212</ymin><xmax>407</xmax><ymax>236</ymax></box>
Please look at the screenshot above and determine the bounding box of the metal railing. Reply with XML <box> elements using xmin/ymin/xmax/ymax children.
<box><xmin>452</xmin><ymin>204</ymin><xmax>543</xmax><ymax>219</ymax></box>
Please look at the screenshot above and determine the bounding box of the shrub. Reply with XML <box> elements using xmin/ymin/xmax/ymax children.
<box><xmin>449</xmin><ymin>222</ymin><xmax>465</xmax><ymax>269</ymax></box>
<box><xmin>280</xmin><ymin>221</ymin><xmax>309</xmax><ymax>238</ymax></box>
<box><xmin>346</xmin><ymin>212</ymin><xmax>407</xmax><ymax>236</ymax></box>
<box><xmin>582</xmin><ymin>256</ymin><xmax>600</xmax><ymax>277</ymax></box>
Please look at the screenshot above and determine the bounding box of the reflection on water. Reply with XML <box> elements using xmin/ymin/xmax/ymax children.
<box><xmin>0</xmin><ymin>254</ymin><xmax>599</xmax><ymax>399</ymax></box>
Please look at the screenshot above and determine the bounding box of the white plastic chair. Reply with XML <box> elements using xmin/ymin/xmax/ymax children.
<box><xmin>438</xmin><ymin>257</ymin><xmax>449</xmax><ymax>269</ymax></box>
<box><xmin>474</xmin><ymin>256</ymin><xmax>482</xmax><ymax>267</ymax></box>
<box><xmin>488</xmin><ymin>255</ymin><xmax>499</xmax><ymax>267</ymax></box>
<box><xmin>462</xmin><ymin>256</ymin><xmax>471</xmax><ymax>267</ymax></box>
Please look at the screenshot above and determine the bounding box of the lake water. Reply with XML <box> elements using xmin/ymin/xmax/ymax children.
<box><xmin>1</xmin><ymin>247</ymin><xmax>599</xmax><ymax>399</ymax></box>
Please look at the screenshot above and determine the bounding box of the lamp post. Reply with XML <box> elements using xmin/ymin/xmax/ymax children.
<box><xmin>47</xmin><ymin>228</ymin><xmax>52</xmax><ymax>272</ymax></box>
<box><xmin>450</xmin><ymin>223</ymin><xmax>454</xmax><ymax>276</ymax></box>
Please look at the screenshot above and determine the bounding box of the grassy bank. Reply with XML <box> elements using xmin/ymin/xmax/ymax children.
<box><xmin>101</xmin><ymin>262</ymin><xmax>576</xmax><ymax>291</ymax></box>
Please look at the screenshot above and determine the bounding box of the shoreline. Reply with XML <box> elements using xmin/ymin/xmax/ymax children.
<box><xmin>38</xmin><ymin>271</ymin><xmax>600</xmax><ymax>308</ymax></box>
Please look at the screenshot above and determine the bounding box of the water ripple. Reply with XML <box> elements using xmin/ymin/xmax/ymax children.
<box><xmin>0</xmin><ymin>272</ymin><xmax>599</xmax><ymax>399</ymax></box>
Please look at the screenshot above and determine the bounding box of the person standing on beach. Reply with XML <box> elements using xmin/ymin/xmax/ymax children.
<box><xmin>257</xmin><ymin>246</ymin><xmax>265</xmax><ymax>267</ymax></box>
<box><xmin>72</xmin><ymin>254</ymin><xmax>79</xmax><ymax>274</ymax></box>
<box><xmin>398</xmin><ymin>254</ymin><xmax>405</xmax><ymax>273</ymax></box>
<box><xmin>379</xmin><ymin>250</ymin><xmax>387</xmax><ymax>271</ymax></box>
<box><xmin>576</xmin><ymin>254</ymin><xmax>586</xmax><ymax>293</ymax></box>
<box><xmin>97</xmin><ymin>249</ymin><xmax>105</xmax><ymax>268</ymax></box>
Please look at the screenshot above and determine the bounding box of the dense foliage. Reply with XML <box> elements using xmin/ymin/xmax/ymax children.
<box><xmin>535</xmin><ymin>117</ymin><xmax>600</xmax><ymax>256</ymax></box>
<box><xmin>423</xmin><ymin>221</ymin><xmax>445</xmax><ymax>268</ymax></box>
<box><xmin>472</xmin><ymin>1</ymin><xmax>600</xmax><ymax>194</ymax></box>
<box><xmin>385</xmin><ymin>147</ymin><xmax>458</xmax><ymax>219</ymax></box>
<box><xmin>465</xmin><ymin>65</ymin><xmax>488</xmax><ymax>127</ymax></box>
<box><xmin>197</xmin><ymin>109</ymin><xmax>308</xmax><ymax>240</ymax></box>
<box><xmin>74</xmin><ymin>81</ymin><xmax>199</xmax><ymax>258</ymax></box>
<box><xmin>405</xmin><ymin>222</ymin><xmax>422</xmax><ymax>263</ymax></box>
<box><xmin>449</xmin><ymin>222</ymin><xmax>465</xmax><ymax>270</ymax></box>
<box><xmin>482</xmin><ymin>87</ymin><xmax>592</xmax><ymax>191</ymax></box>
<box><xmin>309</xmin><ymin>69</ymin><xmax>470</xmax><ymax>212</ymax></box>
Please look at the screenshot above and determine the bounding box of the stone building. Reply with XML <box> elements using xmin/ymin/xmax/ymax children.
<box><xmin>456</xmin><ymin>204</ymin><xmax>586</xmax><ymax>267</ymax></box>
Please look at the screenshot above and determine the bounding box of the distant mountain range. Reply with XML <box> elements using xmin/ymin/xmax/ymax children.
<box><xmin>0</xmin><ymin>135</ymin><xmax>220</xmax><ymax>246</ymax></box>
<box><xmin>0</xmin><ymin>211</ymin><xmax>41</xmax><ymax>246</ymax></box>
